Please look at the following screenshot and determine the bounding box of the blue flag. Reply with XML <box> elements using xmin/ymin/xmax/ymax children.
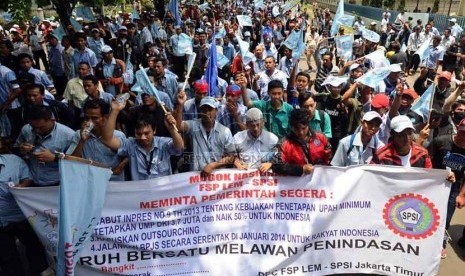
<box><xmin>57</xmin><ymin>159</ymin><xmax>112</xmax><ymax>276</ymax></box>
<box><xmin>178</xmin><ymin>33</ymin><xmax>193</xmax><ymax>55</ymax></box>
<box><xmin>135</xmin><ymin>67</ymin><xmax>163</xmax><ymax>103</ymax></box>
<box><xmin>69</xmin><ymin>18</ymin><xmax>83</xmax><ymax>32</ymax></box>
<box><xmin>335</xmin><ymin>35</ymin><xmax>354</xmax><ymax>61</ymax></box>
<box><xmin>331</xmin><ymin>0</ymin><xmax>344</xmax><ymax>36</ymax></box>
<box><xmin>168</xmin><ymin>0</ymin><xmax>182</xmax><ymax>27</ymax></box>
<box><xmin>131</xmin><ymin>8</ymin><xmax>140</xmax><ymax>21</ymax></box>
<box><xmin>415</xmin><ymin>38</ymin><xmax>432</xmax><ymax>62</ymax></box>
<box><xmin>411</xmin><ymin>84</ymin><xmax>435</xmax><ymax>122</ymax></box>
<box><xmin>282</xmin><ymin>29</ymin><xmax>305</xmax><ymax>61</ymax></box>
<box><xmin>205</xmin><ymin>31</ymin><xmax>218</xmax><ymax>97</ymax></box>
<box><xmin>75</xmin><ymin>6</ymin><xmax>95</xmax><ymax>21</ymax></box>
<box><xmin>361</xmin><ymin>28</ymin><xmax>380</xmax><ymax>43</ymax></box>
<box><xmin>237</xmin><ymin>15</ymin><xmax>253</xmax><ymax>27</ymax></box>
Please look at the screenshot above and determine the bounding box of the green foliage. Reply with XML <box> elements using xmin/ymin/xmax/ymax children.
<box><xmin>432</xmin><ymin>0</ymin><xmax>440</xmax><ymax>13</ymax></box>
<box><xmin>369</xmin><ymin>0</ymin><xmax>383</xmax><ymax>8</ymax></box>
<box><xmin>362</xmin><ymin>0</ymin><xmax>370</xmax><ymax>6</ymax></box>
<box><xmin>383</xmin><ymin>0</ymin><xmax>395</xmax><ymax>9</ymax></box>
<box><xmin>6</xmin><ymin>0</ymin><xmax>32</xmax><ymax>23</ymax></box>
<box><xmin>398</xmin><ymin>0</ymin><xmax>406</xmax><ymax>12</ymax></box>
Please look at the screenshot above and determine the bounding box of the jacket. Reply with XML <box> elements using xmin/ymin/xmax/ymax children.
<box><xmin>272</xmin><ymin>130</ymin><xmax>331</xmax><ymax>176</ymax></box>
<box><xmin>372</xmin><ymin>142</ymin><xmax>432</xmax><ymax>168</ymax></box>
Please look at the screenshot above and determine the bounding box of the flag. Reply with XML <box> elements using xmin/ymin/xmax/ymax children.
<box><xmin>56</xmin><ymin>159</ymin><xmax>112</xmax><ymax>276</ymax></box>
<box><xmin>237</xmin><ymin>15</ymin><xmax>253</xmax><ymax>27</ymax></box>
<box><xmin>321</xmin><ymin>75</ymin><xmax>349</xmax><ymax>87</ymax></box>
<box><xmin>254</xmin><ymin>0</ymin><xmax>265</xmax><ymax>9</ymax></box>
<box><xmin>135</xmin><ymin>67</ymin><xmax>163</xmax><ymax>103</ymax></box>
<box><xmin>168</xmin><ymin>0</ymin><xmax>182</xmax><ymax>27</ymax></box>
<box><xmin>356</xmin><ymin>67</ymin><xmax>391</xmax><ymax>88</ymax></box>
<box><xmin>411</xmin><ymin>84</ymin><xmax>435</xmax><ymax>122</ymax></box>
<box><xmin>415</xmin><ymin>38</ymin><xmax>432</xmax><ymax>62</ymax></box>
<box><xmin>217</xmin><ymin>53</ymin><xmax>230</xmax><ymax>69</ymax></box>
<box><xmin>338</xmin><ymin>15</ymin><xmax>355</xmax><ymax>27</ymax></box>
<box><xmin>282</xmin><ymin>0</ymin><xmax>298</xmax><ymax>13</ymax></box>
<box><xmin>178</xmin><ymin>33</ymin><xmax>193</xmax><ymax>55</ymax></box>
<box><xmin>236</xmin><ymin>34</ymin><xmax>254</xmax><ymax>65</ymax></box>
<box><xmin>198</xmin><ymin>3</ymin><xmax>209</xmax><ymax>11</ymax></box>
<box><xmin>131</xmin><ymin>8</ymin><xmax>140</xmax><ymax>21</ymax></box>
<box><xmin>331</xmin><ymin>0</ymin><xmax>344</xmax><ymax>36</ymax></box>
<box><xmin>123</xmin><ymin>54</ymin><xmax>134</xmax><ymax>84</ymax></box>
<box><xmin>282</xmin><ymin>29</ymin><xmax>305</xmax><ymax>62</ymax></box>
<box><xmin>75</xmin><ymin>6</ymin><xmax>95</xmax><ymax>21</ymax></box>
<box><xmin>69</xmin><ymin>18</ymin><xmax>82</xmax><ymax>32</ymax></box>
<box><xmin>205</xmin><ymin>30</ymin><xmax>218</xmax><ymax>97</ymax></box>
<box><xmin>365</xmin><ymin>49</ymin><xmax>390</xmax><ymax>69</ymax></box>
<box><xmin>361</xmin><ymin>28</ymin><xmax>380</xmax><ymax>43</ymax></box>
<box><xmin>335</xmin><ymin>35</ymin><xmax>354</xmax><ymax>61</ymax></box>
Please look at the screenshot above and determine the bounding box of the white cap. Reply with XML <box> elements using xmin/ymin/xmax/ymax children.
<box><xmin>362</xmin><ymin>111</ymin><xmax>382</xmax><ymax>122</ymax></box>
<box><xmin>390</xmin><ymin>115</ymin><xmax>414</xmax><ymax>133</ymax></box>
<box><xmin>349</xmin><ymin>63</ymin><xmax>361</xmax><ymax>71</ymax></box>
<box><xmin>371</xmin><ymin>21</ymin><xmax>377</xmax><ymax>25</ymax></box>
<box><xmin>389</xmin><ymin>63</ymin><xmax>402</xmax><ymax>73</ymax></box>
<box><xmin>449</xmin><ymin>18</ymin><xmax>457</xmax><ymax>23</ymax></box>
<box><xmin>13</xmin><ymin>24</ymin><xmax>19</xmax><ymax>28</ymax></box>
<box><xmin>244</xmin><ymin>31</ymin><xmax>251</xmax><ymax>37</ymax></box>
<box><xmin>101</xmin><ymin>45</ymin><xmax>113</xmax><ymax>53</ymax></box>
<box><xmin>9</xmin><ymin>28</ymin><xmax>18</xmax><ymax>33</ymax></box>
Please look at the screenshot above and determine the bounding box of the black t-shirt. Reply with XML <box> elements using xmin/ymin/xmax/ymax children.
<box><xmin>432</xmin><ymin>134</ymin><xmax>465</xmax><ymax>183</ymax></box>
<box><xmin>317</xmin><ymin>95</ymin><xmax>348</xmax><ymax>139</ymax></box>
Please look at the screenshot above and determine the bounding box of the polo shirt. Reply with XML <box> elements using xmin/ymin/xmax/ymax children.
<box><xmin>252</xmin><ymin>100</ymin><xmax>293</xmax><ymax>139</ymax></box>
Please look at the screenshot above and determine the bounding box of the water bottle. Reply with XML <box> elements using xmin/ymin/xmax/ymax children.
<box><xmin>83</xmin><ymin>121</ymin><xmax>94</xmax><ymax>136</ymax></box>
<box><xmin>116</xmin><ymin>93</ymin><xmax>130</xmax><ymax>104</ymax></box>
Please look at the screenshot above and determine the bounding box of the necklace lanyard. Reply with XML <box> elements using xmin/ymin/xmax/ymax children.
<box><xmin>145</xmin><ymin>149</ymin><xmax>155</xmax><ymax>175</ymax></box>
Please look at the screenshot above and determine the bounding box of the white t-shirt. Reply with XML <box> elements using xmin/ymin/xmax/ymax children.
<box><xmin>399</xmin><ymin>149</ymin><xmax>412</xmax><ymax>167</ymax></box>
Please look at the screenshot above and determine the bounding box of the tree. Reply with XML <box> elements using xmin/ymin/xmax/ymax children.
<box><xmin>369</xmin><ymin>0</ymin><xmax>383</xmax><ymax>8</ymax></box>
<box><xmin>362</xmin><ymin>0</ymin><xmax>370</xmax><ymax>6</ymax></box>
<box><xmin>432</xmin><ymin>0</ymin><xmax>440</xmax><ymax>13</ymax></box>
<box><xmin>398</xmin><ymin>0</ymin><xmax>406</xmax><ymax>12</ymax></box>
<box><xmin>383</xmin><ymin>0</ymin><xmax>395</xmax><ymax>10</ymax></box>
<box><xmin>0</xmin><ymin>0</ymin><xmax>32</xmax><ymax>23</ymax></box>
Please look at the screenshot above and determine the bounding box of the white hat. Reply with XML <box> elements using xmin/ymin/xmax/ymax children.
<box><xmin>13</xmin><ymin>24</ymin><xmax>19</xmax><ymax>28</ymax></box>
<box><xmin>390</xmin><ymin>115</ymin><xmax>414</xmax><ymax>133</ymax></box>
<box><xmin>362</xmin><ymin>111</ymin><xmax>382</xmax><ymax>122</ymax></box>
<box><xmin>101</xmin><ymin>45</ymin><xmax>113</xmax><ymax>53</ymax></box>
<box><xmin>9</xmin><ymin>28</ymin><xmax>18</xmax><ymax>33</ymax></box>
<box><xmin>449</xmin><ymin>18</ymin><xmax>457</xmax><ymax>23</ymax></box>
<box><xmin>370</xmin><ymin>21</ymin><xmax>377</xmax><ymax>25</ymax></box>
<box><xmin>389</xmin><ymin>63</ymin><xmax>402</xmax><ymax>73</ymax></box>
<box><xmin>349</xmin><ymin>63</ymin><xmax>361</xmax><ymax>71</ymax></box>
<box><xmin>244</xmin><ymin>31</ymin><xmax>251</xmax><ymax>37</ymax></box>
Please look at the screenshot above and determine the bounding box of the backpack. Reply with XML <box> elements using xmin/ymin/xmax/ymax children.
<box><xmin>318</xmin><ymin>110</ymin><xmax>326</xmax><ymax>133</ymax></box>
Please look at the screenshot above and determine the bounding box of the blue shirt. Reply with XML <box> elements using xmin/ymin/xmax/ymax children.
<box><xmin>216</xmin><ymin>102</ymin><xmax>247</xmax><ymax>135</ymax></box>
<box><xmin>102</xmin><ymin>58</ymin><xmax>117</xmax><ymax>95</ymax></box>
<box><xmin>118</xmin><ymin>136</ymin><xmax>181</xmax><ymax>180</ymax></box>
<box><xmin>183</xmin><ymin>98</ymin><xmax>199</xmax><ymax>120</ymax></box>
<box><xmin>19</xmin><ymin>67</ymin><xmax>54</xmax><ymax>89</ymax></box>
<box><xmin>425</xmin><ymin>45</ymin><xmax>444</xmax><ymax>69</ymax></box>
<box><xmin>48</xmin><ymin>44</ymin><xmax>65</xmax><ymax>76</ymax></box>
<box><xmin>222</xmin><ymin>43</ymin><xmax>235</xmax><ymax>62</ymax></box>
<box><xmin>87</xmin><ymin>37</ymin><xmax>105</xmax><ymax>61</ymax></box>
<box><xmin>14</xmin><ymin>123</ymin><xmax>74</xmax><ymax>186</ymax></box>
<box><xmin>83</xmin><ymin>91</ymin><xmax>114</xmax><ymax>107</ymax></box>
<box><xmin>72</xmin><ymin>48</ymin><xmax>98</xmax><ymax>77</ymax></box>
<box><xmin>154</xmin><ymin>74</ymin><xmax>178</xmax><ymax>105</ymax></box>
<box><xmin>0</xmin><ymin>154</ymin><xmax>31</xmax><ymax>227</ymax></box>
<box><xmin>0</xmin><ymin>65</ymin><xmax>19</xmax><ymax>106</ymax></box>
<box><xmin>66</xmin><ymin>130</ymin><xmax>126</xmax><ymax>181</ymax></box>
<box><xmin>185</xmin><ymin>120</ymin><xmax>235</xmax><ymax>171</ymax></box>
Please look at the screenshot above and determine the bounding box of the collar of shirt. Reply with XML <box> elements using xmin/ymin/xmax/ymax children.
<box><xmin>103</xmin><ymin>58</ymin><xmax>117</xmax><ymax>66</ymax></box>
<box><xmin>33</xmin><ymin>122</ymin><xmax>57</xmax><ymax>142</ymax></box>
<box><xmin>135</xmin><ymin>137</ymin><xmax>159</xmax><ymax>154</ymax></box>
<box><xmin>352</xmin><ymin>131</ymin><xmax>376</xmax><ymax>149</ymax></box>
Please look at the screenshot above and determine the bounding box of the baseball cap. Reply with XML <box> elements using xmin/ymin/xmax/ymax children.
<box><xmin>118</xmin><ymin>26</ymin><xmax>128</xmax><ymax>31</ymax></box>
<box><xmin>362</xmin><ymin>111</ymin><xmax>382</xmax><ymax>123</ymax></box>
<box><xmin>402</xmin><ymin>89</ymin><xmax>419</xmax><ymax>100</ymax></box>
<box><xmin>371</xmin><ymin>94</ymin><xmax>390</xmax><ymax>109</ymax></box>
<box><xmin>101</xmin><ymin>45</ymin><xmax>113</xmax><ymax>53</ymax></box>
<box><xmin>91</xmin><ymin>28</ymin><xmax>100</xmax><ymax>33</ymax></box>
<box><xmin>194</xmin><ymin>80</ymin><xmax>209</xmax><ymax>93</ymax></box>
<box><xmin>438</xmin><ymin>71</ymin><xmax>452</xmax><ymax>81</ymax></box>
<box><xmin>264</xmin><ymin>36</ymin><xmax>272</xmax><ymax>43</ymax></box>
<box><xmin>449</xmin><ymin>18</ymin><xmax>457</xmax><ymax>23</ymax></box>
<box><xmin>389</xmin><ymin>63</ymin><xmax>402</xmax><ymax>73</ymax></box>
<box><xmin>246</xmin><ymin>108</ymin><xmax>263</xmax><ymax>122</ymax></box>
<box><xmin>9</xmin><ymin>28</ymin><xmax>18</xmax><ymax>33</ymax></box>
<box><xmin>226</xmin><ymin>84</ymin><xmax>241</xmax><ymax>95</ymax></box>
<box><xmin>349</xmin><ymin>63</ymin><xmax>361</xmax><ymax>71</ymax></box>
<box><xmin>390</xmin><ymin>115</ymin><xmax>415</xmax><ymax>133</ymax></box>
<box><xmin>199</xmin><ymin>96</ymin><xmax>219</xmax><ymax>109</ymax></box>
<box><xmin>370</xmin><ymin>22</ymin><xmax>377</xmax><ymax>25</ymax></box>
<box><xmin>244</xmin><ymin>31</ymin><xmax>251</xmax><ymax>37</ymax></box>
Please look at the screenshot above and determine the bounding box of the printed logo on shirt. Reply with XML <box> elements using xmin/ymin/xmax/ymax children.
<box><xmin>442</xmin><ymin>152</ymin><xmax>465</xmax><ymax>171</ymax></box>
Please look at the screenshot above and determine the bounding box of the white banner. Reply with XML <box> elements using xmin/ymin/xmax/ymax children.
<box><xmin>11</xmin><ymin>166</ymin><xmax>450</xmax><ymax>276</ymax></box>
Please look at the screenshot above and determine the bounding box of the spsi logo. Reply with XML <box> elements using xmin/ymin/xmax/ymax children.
<box><xmin>383</xmin><ymin>193</ymin><xmax>440</xmax><ymax>239</ymax></box>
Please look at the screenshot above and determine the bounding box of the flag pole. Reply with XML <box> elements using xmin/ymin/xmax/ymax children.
<box><xmin>55</xmin><ymin>152</ymin><xmax>110</xmax><ymax>169</ymax></box>
<box><xmin>182</xmin><ymin>52</ymin><xmax>197</xmax><ymax>91</ymax></box>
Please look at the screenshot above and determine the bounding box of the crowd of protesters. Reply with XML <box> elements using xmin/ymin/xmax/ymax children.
<box><xmin>0</xmin><ymin>0</ymin><xmax>465</xmax><ymax>274</ymax></box>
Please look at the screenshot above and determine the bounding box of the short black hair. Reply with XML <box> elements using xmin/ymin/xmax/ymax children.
<box><xmin>83</xmin><ymin>99</ymin><xmax>111</xmax><ymax>116</ymax></box>
<box><xmin>298</xmin><ymin>92</ymin><xmax>316</xmax><ymax>107</ymax></box>
<box><xmin>82</xmin><ymin>75</ymin><xmax>99</xmax><ymax>85</ymax></box>
<box><xmin>290</xmin><ymin>109</ymin><xmax>310</xmax><ymax>128</ymax></box>
<box><xmin>135</xmin><ymin>114</ymin><xmax>157</xmax><ymax>131</ymax></box>
<box><xmin>17</xmin><ymin>53</ymin><xmax>34</xmax><ymax>62</ymax></box>
<box><xmin>27</xmin><ymin>105</ymin><xmax>53</xmax><ymax>121</ymax></box>
<box><xmin>26</xmin><ymin>83</ymin><xmax>45</xmax><ymax>95</ymax></box>
<box><xmin>267</xmin><ymin>80</ymin><xmax>284</xmax><ymax>92</ymax></box>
